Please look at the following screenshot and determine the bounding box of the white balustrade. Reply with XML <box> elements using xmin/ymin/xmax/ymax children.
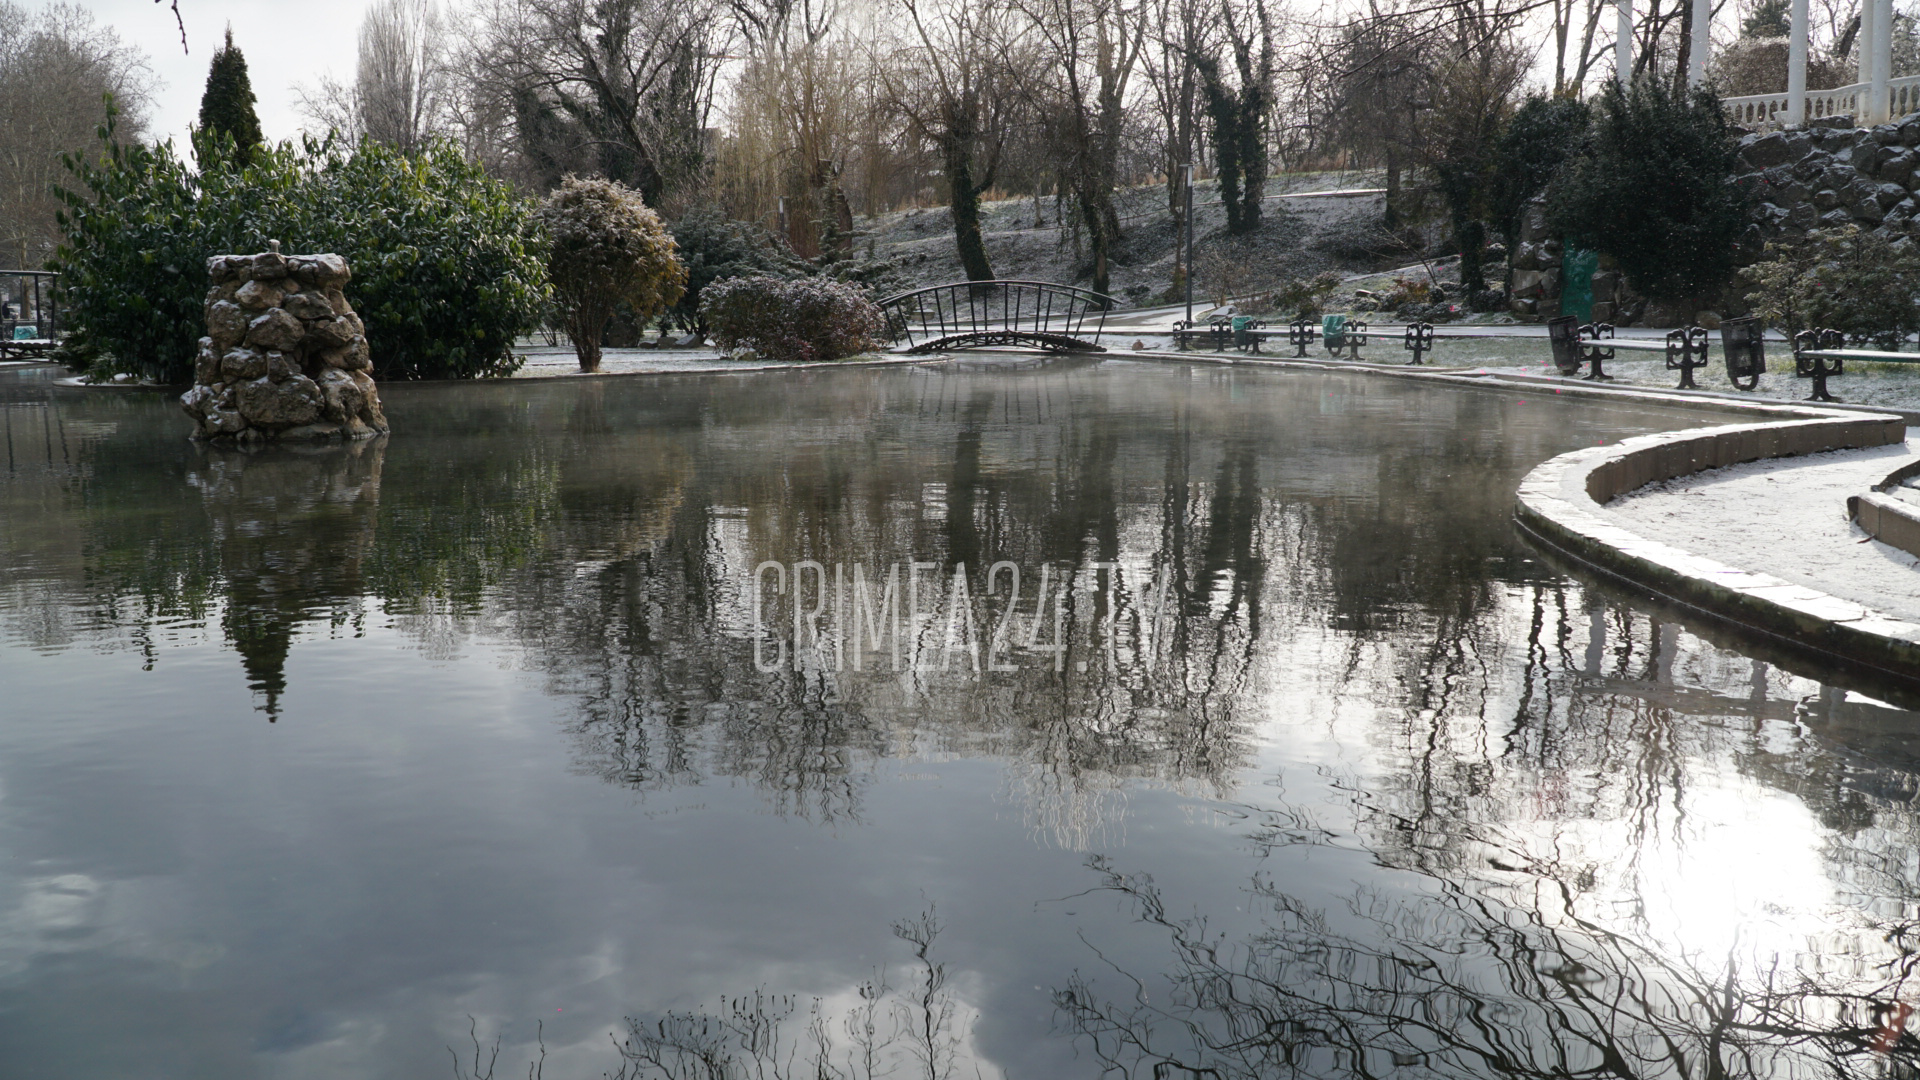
<box><xmin>1725</xmin><ymin>75</ymin><xmax>1920</xmax><ymax>129</ymax></box>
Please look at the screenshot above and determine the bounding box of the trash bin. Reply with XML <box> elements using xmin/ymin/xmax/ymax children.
<box><xmin>1321</xmin><ymin>314</ymin><xmax>1348</xmax><ymax>352</ymax></box>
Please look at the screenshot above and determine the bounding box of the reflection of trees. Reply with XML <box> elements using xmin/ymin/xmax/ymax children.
<box><xmin>3</xmin><ymin>365</ymin><xmax>1798</xmax><ymax>836</ymax></box>
<box><xmin>185</xmin><ymin>440</ymin><xmax>388</xmax><ymax>717</ymax></box>
<box><xmin>1056</xmin><ymin>849</ymin><xmax>1920</xmax><ymax>1080</ymax></box>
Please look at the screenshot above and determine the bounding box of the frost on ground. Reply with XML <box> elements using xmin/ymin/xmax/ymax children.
<box><xmin>862</xmin><ymin>173</ymin><xmax>1408</xmax><ymax>304</ymax></box>
<box><xmin>1604</xmin><ymin>439</ymin><xmax>1920</xmax><ymax>624</ymax></box>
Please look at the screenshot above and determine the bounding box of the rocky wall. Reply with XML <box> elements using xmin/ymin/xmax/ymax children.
<box><xmin>1737</xmin><ymin>113</ymin><xmax>1920</xmax><ymax>245</ymax></box>
<box><xmin>180</xmin><ymin>248</ymin><xmax>389</xmax><ymax>443</ymax></box>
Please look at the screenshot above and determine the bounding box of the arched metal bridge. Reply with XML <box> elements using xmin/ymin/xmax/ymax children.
<box><xmin>878</xmin><ymin>280</ymin><xmax>1114</xmax><ymax>354</ymax></box>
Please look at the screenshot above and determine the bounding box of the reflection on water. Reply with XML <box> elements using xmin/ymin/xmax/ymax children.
<box><xmin>4</xmin><ymin>360</ymin><xmax>1920</xmax><ymax>1077</ymax></box>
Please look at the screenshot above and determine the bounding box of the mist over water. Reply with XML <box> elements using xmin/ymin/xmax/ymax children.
<box><xmin>3</xmin><ymin>359</ymin><xmax>1918</xmax><ymax>1079</ymax></box>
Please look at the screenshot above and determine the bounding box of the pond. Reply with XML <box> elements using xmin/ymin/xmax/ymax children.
<box><xmin>3</xmin><ymin>358</ymin><xmax>1919</xmax><ymax>1079</ymax></box>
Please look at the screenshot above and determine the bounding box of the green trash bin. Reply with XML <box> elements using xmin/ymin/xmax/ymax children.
<box><xmin>1321</xmin><ymin>314</ymin><xmax>1348</xmax><ymax>352</ymax></box>
<box><xmin>1231</xmin><ymin>315</ymin><xmax>1253</xmax><ymax>349</ymax></box>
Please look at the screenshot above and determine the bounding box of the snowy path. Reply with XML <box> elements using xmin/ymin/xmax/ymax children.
<box><xmin>1604</xmin><ymin>439</ymin><xmax>1920</xmax><ymax>624</ymax></box>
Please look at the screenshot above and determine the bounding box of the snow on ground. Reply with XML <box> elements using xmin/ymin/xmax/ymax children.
<box><xmin>864</xmin><ymin>172</ymin><xmax>1399</xmax><ymax>302</ymax></box>
<box><xmin>1605</xmin><ymin>439</ymin><xmax>1920</xmax><ymax>624</ymax></box>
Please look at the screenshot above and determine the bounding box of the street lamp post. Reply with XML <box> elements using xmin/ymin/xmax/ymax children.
<box><xmin>1183</xmin><ymin>163</ymin><xmax>1195</xmax><ymax>327</ymax></box>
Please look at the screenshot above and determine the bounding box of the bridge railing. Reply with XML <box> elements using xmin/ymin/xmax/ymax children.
<box><xmin>878</xmin><ymin>280</ymin><xmax>1114</xmax><ymax>352</ymax></box>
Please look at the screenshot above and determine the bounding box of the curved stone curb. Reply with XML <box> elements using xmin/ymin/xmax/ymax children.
<box><xmin>1514</xmin><ymin>413</ymin><xmax>1920</xmax><ymax>684</ymax></box>
<box><xmin>1128</xmin><ymin>347</ymin><xmax>1920</xmax><ymax>683</ymax></box>
<box><xmin>1848</xmin><ymin>458</ymin><xmax>1920</xmax><ymax>559</ymax></box>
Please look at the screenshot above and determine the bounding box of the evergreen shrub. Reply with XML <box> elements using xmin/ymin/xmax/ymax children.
<box><xmin>55</xmin><ymin>119</ymin><xmax>545</xmax><ymax>383</ymax></box>
<box><xmin>700</xmin><ymin>276</ymin><xmax>887</xmax><ymax>363</ymax></box>
<box><xmin>1547</xmin><ymin>77</ymin><xmax>1751</xmax><ymax>302</ymax></box>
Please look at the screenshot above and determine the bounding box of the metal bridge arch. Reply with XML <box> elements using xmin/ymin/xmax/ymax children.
<box><xmin>878</xmin><ymin>280</ymin><xmax>1114</xmax><ymax>354</ymax></box>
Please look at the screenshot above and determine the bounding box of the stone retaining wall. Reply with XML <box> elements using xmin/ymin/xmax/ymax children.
<box><xmin>1738</xmin><ymin>113</ymin><xmax>1920</xmax><ymax>244</ymax></box>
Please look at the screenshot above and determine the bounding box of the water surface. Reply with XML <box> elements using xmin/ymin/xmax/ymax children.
<box><xmin>3</xmin><ymin>358</ymin><xmax>1919</xmax><ymax>1079</ymax></box>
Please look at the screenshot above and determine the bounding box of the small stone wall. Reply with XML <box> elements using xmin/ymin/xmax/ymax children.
<box><xmin>1515</xmin><ymin>405</ymin><xmax>1920</xmax><ymax>685</ymax></box>
<box><xmin>180</xmin><ymin>250</ymin><xmax>389</xmax><ymax>443</ymax></box>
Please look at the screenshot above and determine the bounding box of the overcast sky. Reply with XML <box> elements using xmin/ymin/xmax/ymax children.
<box><xmin>84</xmin><ymin>0</ymin><xmax>379</xmax><ymax>146</ymax></box>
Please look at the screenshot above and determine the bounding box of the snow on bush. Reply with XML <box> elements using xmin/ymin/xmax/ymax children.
<box><xmin>700</xmin><ymin>276</ymin><xmax>887</xmax><ymax>363</ymax></box>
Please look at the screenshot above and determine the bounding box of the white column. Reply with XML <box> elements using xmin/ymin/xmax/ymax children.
<box><xmin>1871</xmin><ymin>0</ymin><xmax>1894</xmax><ymax>123</ymax></box>
<box><xmin>1787</xmin><ymin>0</ymin><xmax>1808</xmax><ymax>125</ymax></box>
<box><xmin>1688</xmin><ymin>0</ymin><xmax>1710</xmax><ymax>87</ymax></box>
<box><xmin>1616</xmin><ymin>0</ymin><xmax>1632</xmax><ymax>85</ymax></box>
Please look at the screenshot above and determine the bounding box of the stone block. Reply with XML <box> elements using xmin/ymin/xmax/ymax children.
<box><xmin>236</xmin><ymin>374</ymin><xmax>322</xmax><ymax>429</ymax></box>
<box><xmin>1855</xmin><ymin>197</ymin><xmax>1888</xmax><ymax>224</ymax></box>
<box><xmin>206</xmin><ymin>300</ymin><xmax>247</xmax><ymax>349</ymax></box>
<box><xmin>220</xmin><ymin>347</ymin><xmax>266</xmax><ymax>380</ymax></box>
<box><xmin>306</xmin><ymin>315</ymin><xmax>355</xmax><ymax>350</ymax></box>
<box><xmin>1813</xmin><ymin>187</ymin><xmax>1845</xmax><ymax>210</ymax></box>
<box><xmin>283</xmin><ymin>290</ymin><xmax>334</xmax><ymax>320</ymax></box>
<box><xmin>1742</xmin><ymin>131</ymin><xmax>1799</xmax><ymax>169</ymax></box>
<box><xmin>234</xmin><ymin>279</ymin><xmax>284</xmax><ymax>311</ymax></box>
<box><xmin>194</xmin><ymin>337</ymin><xmax>219</xmax><ymax>384</ymax></box>
<box><xmin>246</xmin><ymin>308</ymin><xmax>305</xmax><ymax>351</ymax></box>
<box><xmin>1520</xmin><ymin>203</ymin><xmax>1550</xmax><ymax>243</ymax></box>
<box><xmin>1819</xmin><ymin>207</ymin><xmax>1855</xmax><ymax>228</ymax></box>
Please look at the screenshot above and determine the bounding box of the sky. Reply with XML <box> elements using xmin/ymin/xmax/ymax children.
<box><xmin>81</xmin><ymin>0</ymin><xmax>378</xmax><ymax>147</ymax></box>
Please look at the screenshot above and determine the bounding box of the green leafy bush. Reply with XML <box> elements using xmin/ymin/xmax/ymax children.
<box><xmin>55</xmin><ymin>119</ymin><xmax>545</xmax><ymax>383</ymax></box>
<box><xmin>1740</xmin><ymin>225</ymin><xmax>1920</xmax><ymax>346</ymax></box>
<box><xmin>1546</xmin><ymin>77</ymin><xmax>1750</xmax><ymax>302</ymax></box>
<box><xmin>700</xmin><ymin>276</ymin><xmax>886</xmax><ymax>363</ymax></box>
<box><xmin>535</xmin><ymin>176</ymin><xmax>686</xmax><ymax>372</ymax></box>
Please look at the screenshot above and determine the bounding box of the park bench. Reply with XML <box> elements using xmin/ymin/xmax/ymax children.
<box><xmin>1174</xmin><ymin>315</ymin><xmax>1369</xmax><ymax>359</ymax></box>
<box><xmin>1545</xmin><ymin>316</ymin><xmax>1767</xmax><ymax>390</ymax></box>
<box><xmin>0</xmin><ymin>324</ymin><xmax>55</xmax><ymax>361</ymax></box>
<box><xmin>1787</xmin><ymin>328</ymin><xmax>1920</xmax><ymax>402</ymax></box>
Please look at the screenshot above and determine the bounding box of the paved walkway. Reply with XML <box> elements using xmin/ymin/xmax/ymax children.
<box><xmin>1605</xmin><ymin>438</ymin><xmax>1920</xmax><ymax>624</ymax></box>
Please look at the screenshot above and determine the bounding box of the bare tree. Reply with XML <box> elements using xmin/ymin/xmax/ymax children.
<box><xmin>883</xmin><ymin>0</ymin><xmax>1028</xmax><ymax>280</ymax></box>
<box><xmin>469</xmin><ymin>0</ymin><xmax>722</xmax><ymax>203</ymax></box>
<box><xmin>299</xmin><ymin>0</ymin><xmax>451</xmax><ymax>154</ymax></box>
<box><xmin>1190</xmin><ymin>0</ymin><xmax>1274</xmax><ymax>235</ymax></box>
<box><xmin>0</xmin><ymin>2</ymin><xmax>153</xmax><ymax>270</ymax></box>
<box><xmin>1012</xmin><ymin>0</ymin><xmax>1149</xmax><ymax>300</ymax></box>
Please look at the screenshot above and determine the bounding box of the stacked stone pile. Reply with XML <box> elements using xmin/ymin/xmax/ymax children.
<box><xmin>1506</xmin><ymin>203</ymin><xmax>1562</xmax><ymax>318</ymax></box>
<box><xmin>1738</xmin><ymin>114</ymin><xmax>1920</xmax><ymax>243</ymax></box>
<box><xmin>180</xmin><ymin>249</ymin><xmax>389</xmax><ymax>443</ymax></box>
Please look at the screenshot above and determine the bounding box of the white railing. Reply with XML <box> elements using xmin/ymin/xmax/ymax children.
<box><xmin>1724</xmin><ymin>75</ymin><xmax>1920</xmax><ymax>128</ymax></box>
<box><xmin>1724</xmin><ymin>91</ymin><xmax>1789</xmax><ymax>127</ymax></box>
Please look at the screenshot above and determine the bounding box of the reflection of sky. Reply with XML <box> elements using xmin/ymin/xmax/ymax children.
<box><xmin>0</xmin><ymin>616</ymin><xmax>1290</xmax><ymax>1078</ymax></box>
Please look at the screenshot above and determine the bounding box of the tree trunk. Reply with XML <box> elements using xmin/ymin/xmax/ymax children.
<box><xmin>1384</xmin><ymin>150</ymin><xmax>1402</xmax><ymax>231</ymax></box>
<box><xmin>1456</xmin><ymin>217</ymin><xmax>1487</xmax><ymax>296</ymax></box>
<box><xmin>1236</xmin><ymin>89</ymin><xmax>1266</xmax><ymax>233</ymax></box>
<box><xmin>944</xmin><ymin>137</ymin><xmax>995</xmax><ymax>281</ymax></box>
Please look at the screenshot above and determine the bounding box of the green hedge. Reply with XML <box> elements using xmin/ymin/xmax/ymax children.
<box><xmin>55</xmin><ymin>119</ymin><xmax>546</xmax><ymax>382</ymax></box>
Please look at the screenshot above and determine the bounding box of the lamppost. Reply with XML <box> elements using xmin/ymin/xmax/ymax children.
<box><xmin>1183</xmin><ymin>163</ymin><xmax>1195</xmax><ymax>327</ymax></box>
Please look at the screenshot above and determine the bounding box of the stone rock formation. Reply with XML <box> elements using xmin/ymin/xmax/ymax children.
<box><xmin>1736</xmin><ymin>114</ymin><xmax>1920</xmax><ymax>249</ymax></box>
<box><xmin>180</xmin><ymin>247</ymin><xmax>390</xmax><ymax>443</ymax></box>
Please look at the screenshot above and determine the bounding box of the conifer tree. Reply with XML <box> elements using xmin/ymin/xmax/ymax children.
<box><xmin>197</xmin><ymin>28</ymin><xmax>263</xmax><ymax>170</ymax></box>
